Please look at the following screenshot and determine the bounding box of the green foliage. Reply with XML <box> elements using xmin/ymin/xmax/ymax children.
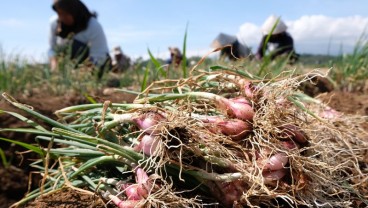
<box><xmin>182</xmin><ymin>23</ymin><xmax>189</xmax><ymax>78</ymax></box>
<box><xmin>0</xmin><ymin>137</ymin><xmax>44</xmax><ymax>156</ymax></box>
<box><xmin>0</xmin><ymin>55</ymin><xmax>103</xmax><ymax>96</ymax></box>
<box><xmin>329</xmin><ymin>34</ymin><xmax>368</xmax><ymax>90</ymax></box>
<box><xmin>0</xmin><ymin>148</ymin><xmax>9</xmax><ymax>168</ymax></box>
<box><xmin>141</xmin><ymin>64</ymin><xmax>150</xmax><ymax>92</ymax></box>
<box><xmin>1</xmin><ymin>29</ymin><xmax>368</xmax><ymax>97</ymax></box>
<box><xmin>147</xmin><ymin>48</ymin><xmax>166</xmax><ymax>78</ymax></box>
<box><xmin>0</xmin><ymin>54</ymin><xmax>41</xmax><ymax>94</ymax></box>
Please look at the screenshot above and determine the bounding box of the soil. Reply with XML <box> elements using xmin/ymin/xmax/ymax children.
<box><xmin>0</xmin><ymin>81</ymin><xmax>367</xmax><ymax>208</ymax></box>
<box><xmin>25</xmin><ymin>188</ymin><xmax>106</xmax><ymax>208</ymax></box>
<box><xmin>0</xmin><ymin>88</ymin><xmax>136</xmax><ymax>208</ymax></box>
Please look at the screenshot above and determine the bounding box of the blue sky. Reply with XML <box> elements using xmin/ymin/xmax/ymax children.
<box><xmin>1</xmin><ymin>0</ymin><xmax>368</xmax><ymax>62</ymax></box>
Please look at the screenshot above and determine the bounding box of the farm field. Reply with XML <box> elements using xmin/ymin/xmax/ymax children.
<box><xmin>0</xmin><ymin>51</ymin><xmax>367</xmax><ymax>207</ymax></box>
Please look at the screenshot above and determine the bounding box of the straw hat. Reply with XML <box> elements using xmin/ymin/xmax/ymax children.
<box><xmin>261</xmin><ymin>15</ymin><xmax>287</xmax><ymax>35</ymax></box>
<box><xmin>169</xmin><ymin>47</ymin><xmax>181</xmax><ymax>56</ymax></box>
<box><xmin>211</xmin><ymin>33</ymin><xmax>237</xmax><ymax>48</ymax></box>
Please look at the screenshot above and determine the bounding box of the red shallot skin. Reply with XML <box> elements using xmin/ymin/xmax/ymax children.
<box><xmin>236</xmin><ymin>79</ymin><xmax>260</xmax><ymax>101</ymax></box>
<box><xmin>136</xmin><ymin>168</ymin><xmax>149</xmax><ymax>184</ymax></box>
<box><xmin>319</xmin><ymin>106</ymin><xmax>342</xmax><ymax>119</ymax></box>
<box><xmin>278</xmin><ymin>124</ymin><xmax>308</xmax><ymax>144</ymax></box>
<box><xmin>216</xmin><ymin>119</ymin><xmax>253</xmax><ymax>140</ymax></box>
<box><xmin>120</xmin><ymin>168</ymin><xmax>151</xmax><ymax>200</ymax></box>
<box><xmin>122</xmin><ymin>184</ymin><xmax>142</xmax><ymax>200</ymax></box>
<box><xmin>109</xmin><ymin>195</ymin><xmax>141</xmax><ymax>208</ymax></box>
<box><xmin>242</xmin><ymin>80</ymin><xmax>256</xmax><ymax>99</ymax></box>
<box><xmin>259</xmin><ymin>152</ymin><xmax>289</xmax><ymax>171</ymax></box>
<box><xmin>135</xmin><ymin>168</ymin><xmax>151</xmax><ymax>198</ymax></box>
<box><xmin>263</xmin><ymin>168</ymin><xmax>287</xmax><ymax>185</ymax></box>
<box><xmin>229</xmin><ymin>97</ymin><xmax>251</xmax><ymax>105</ymax></box>
<box><xmin>134</xmin><ymin>134</ymin><xmax>159</xmax><ymax>156</ymax></box>
<box><xmin>200</xmin><ymin>115</ymin><xmax>252</xmax><ymax>140</ymax></box>
<box><xmin>281</xmin><ymin>139</ymin><xmax>299</xmax><ymax>150</ymax></box>
<box><xmin>217</xmin><ymin>97</ymin><xmax>255</xmax><ymax>121</ymax></box>
<box><xmin>132</xmin><ymin>112</ymin><xmax>166</xmax><ymax>135</ymax></box>
<box><xmin>256</xmin><ymin>150</ymin><xmax>289</xmax><ymax>171</ymax></box>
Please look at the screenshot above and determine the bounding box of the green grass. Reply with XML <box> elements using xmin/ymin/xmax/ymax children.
<box><xmin>1</xmin><ymin>35</ymin><xmax>368</xmax><ymax>97</ymax></box>
<box><xmin>329</xmin><ymin>34</ymin><xmax>368</xmax><ymax>91</ymax></box>
<box><xmin>1</xmin><ymin>38</ymin><xmax>368</xmax><ymax>207</ymax></box>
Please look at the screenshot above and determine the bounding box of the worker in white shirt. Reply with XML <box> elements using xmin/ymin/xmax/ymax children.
<box><xmin>48</xmin><ymin>0</ymin><xmax>111</xmax><ymax>79</ymax></box>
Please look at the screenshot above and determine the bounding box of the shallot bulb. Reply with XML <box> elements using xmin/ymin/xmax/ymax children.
<box><xmin>109</xmin><ymin>195</ymin><xmax>140</xmax><ymax>208</ymax></box>
<box><xmin>281</xmin><ymin>139</ymin><xmax>298</xmax><ymax>149</ymax></box>
<box><xmin>278</xmin><ymin>124</ymin><xmax>308</xmax><ymax>144</ymax></box>
<box><xmin>121</xmin><ymin>168</ymin><xmax>151</xmax><ymax>200</ymax></box>
<box><xmin>229</xmin><ymin>77</ymin><xmax>259</xmax><ymax>100</ymax></box>
<box><xmin>217</xmin><ymin>96</ymin><xmax>255</xmax><ymax>121</ymax></box>
<box><xmin>216</xmin><ymin>119</ymin><xmax>252</xmax><ymax>140</ymax></box>
<box><xmin>185</xmin><ymin>92</ymin><xmax>255</xmax><ymax>121</ymax></box>
<box><xmin>132</xmin><ymin>112</ymin><xmax>166</xmax><ymax>135</ymax></box>
<box><xmin>122</xmin><ymin>183</ymin><xmax>142</xmax><ymax>200</ymax></box>
<box><xmin>134</xmin><ymin>134</ymin><xmax>159</xmax><ymax>156</ymax></box>
<box><xmin>194</xmin><ymin>114</ymin><xmax>252</xmax><ymax>140</ymax></box>
<box><xmin>241</xmin><ymin>80</ymin><xmax>257</xmax><ymax>99</ymax></box>
<box><xmin>261</xmin><ymin>152</ymin><xmax>289</xmax><ymax>171</ymax></box>
<box><xmin>263</xmin><ymin>168</ymin><xmax>287</xmax><ymax>185</ymax></box>
<box><xmin>136</xmin><ymin>168</ymin><xmax>149</xmax><ymax>184</ymax></box>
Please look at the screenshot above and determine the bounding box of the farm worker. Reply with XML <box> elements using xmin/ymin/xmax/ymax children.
<box><xmin>255</xmin><ymin>15</ymin><xmax>299</xmax><ymax>63</ymax></box>
<box><xmin>166</xmin><ymin>47</ymin><xmax>184</xmax><ymax>67</ymax></box>
<box><xmin>111</xmin><ymin>46</ymin><xmax>131</xmax><ymax>73</ymax></box>
<box><xmin>211</xmin><ymin>33</ymin><xmax>252</xmax><ymax>60</ymax></box>
<box><xmin>48</xmin><ymin>0</ymin><xmax>111</xmax><ymax>79</ymax></box>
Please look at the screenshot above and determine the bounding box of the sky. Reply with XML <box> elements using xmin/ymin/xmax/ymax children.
<box><xmin>1</xmin><ymin>0</ymin><xmax>368</xmax><ymax>62</ymax></box>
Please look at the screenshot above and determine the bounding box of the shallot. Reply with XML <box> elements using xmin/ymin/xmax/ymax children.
<box><xmin>192</xmin><ymin>114</ymin><xmax>252</xmax><ymax>140</ymax></box>
<box><xmin>279</xmin><ymin>124</ymin><xmax>308</xmax><ymax>144</ymax></box>
<box><xmin>134</xmin><ymin>134</ymin><xmax>159</xmax><ymax>156</ymax></box>
<box><xmin>132</xmin><ymin>112</ymin><xmax>166</xmax><ymax>135</ymax></box>
<box><xmin>262</xmin><ymin>152</ymin><xmax>289</xmax><ymax>171</ymax></box>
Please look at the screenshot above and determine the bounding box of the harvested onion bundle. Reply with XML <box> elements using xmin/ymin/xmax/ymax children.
<box><xmin>2</xmin><ymin>70</ymin><xmax>367</xmax><ymax>208</ymax></box>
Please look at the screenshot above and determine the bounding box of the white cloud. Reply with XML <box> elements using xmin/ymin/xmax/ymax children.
<box><xmin>237</xmin><ymin>15</ymin><xmax>368</xmax><ymax>55</ymax></box>
<box><xmin>237</xmin><ymin>22</ymin><xmax>261</xmax><ymax>48</ymax></box>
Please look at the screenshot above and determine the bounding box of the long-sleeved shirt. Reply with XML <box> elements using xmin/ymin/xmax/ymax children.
<box><xmin>256</xmin><ymin>32</ymin><xmax>295</xmax><ymax>60</ymax></box>
<box><xmin>48</xmin><ymin>15</ymin><xmax>109</xmax><ymax>65</ymax></box>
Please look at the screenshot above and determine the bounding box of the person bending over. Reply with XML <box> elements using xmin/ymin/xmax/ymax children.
<box><xmin>48</xmin><ymin>0</ymin><xmax>111</xmax><ymax>78</ymax></box>
<box><xmin>256</xmin><ymin>15</ymin><xmax>299</xmax><ymax>63</ymax></box>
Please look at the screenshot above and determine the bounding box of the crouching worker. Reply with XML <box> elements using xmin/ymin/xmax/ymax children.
<box><xmin>211</xmin><ymin>33</ymin><xmax>252</xmax><ymax>61</ymax></box>
<box><xmin>166</xmin><ymin>47</ymin><xmax>184</xmax><ymax>68</ymax></box>
<box><xmin>111</xmin><ymin>46</ymin><xmax>131</xmax><ymax>73</ymax></box>
<box><xmin>256</xmin><ymin>15</ymin><xmax>299</xmax><ymax>64</ymax></box>
<box><xmin>48</xmin><ymin>0</ymin><xmax>111</xmax><ymax>79</ymax></box>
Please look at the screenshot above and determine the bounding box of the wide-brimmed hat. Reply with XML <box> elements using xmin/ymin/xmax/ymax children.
<box><xmin>211</xmin><ymin>33</ymin><xmax>237</xmax><ymax>48</ymax></box>
<box><xmin>113</xmin><ymin>46</ymin><xmax>123</xmax><ymax>55</ymax></box>
<box><xmin>261</xmin><ymin>15</ymin><xmax>287</xmax><ymax>35</ymax></box>
<box><xmin>169</xmin><ymin>47</ymin><xmax>181</xmax><ymax>56</ymax></box>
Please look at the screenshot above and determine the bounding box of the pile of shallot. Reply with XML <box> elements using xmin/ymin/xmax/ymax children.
<box><xmin>82</xmin><ymin>70</ymin><xmax>366</xmax><ymax>207</ymax></box>
<box><xmin>4</xmin><ymin>69</ymin><xmax>367</xmax><ymax>208</ymax></box>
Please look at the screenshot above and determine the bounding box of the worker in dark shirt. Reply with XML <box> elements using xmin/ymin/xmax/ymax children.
<box><xmin>211</xmin><ymin>33</ymin><xmax>251</xmax><ymax>61</ymax></box>
<box><xmin>256</xmin><ymin>15</ymin><xmax>299</xmax><ymax>63</ymax></box>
